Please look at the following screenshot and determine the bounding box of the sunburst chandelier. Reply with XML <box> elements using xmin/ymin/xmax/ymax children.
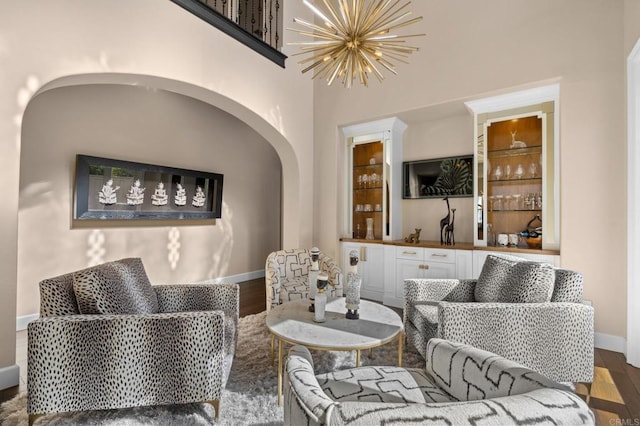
<box><xmin>288</xmin><ymin>0</ymin><xmax>424</xmax><ymax>88</ymax></box>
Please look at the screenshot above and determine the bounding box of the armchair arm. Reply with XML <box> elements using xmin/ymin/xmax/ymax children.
<box><xmin>404</xmin><ymin>279</ymin><xmax>476</xmax><ymax>304</ymax></box>
<box><xmin>266</xmin><ymin>255</ymin><xmax>282</xmax><ymax>311</ymax></box>
<box><xmin>27</xmin><ymin>311</ymin><xmax>226</xmax><ymax>415</ymax></box>
<box><xmin>284</xmin><ymin>346</ymin><xmax>337</xmax><ymax>426</ymax></box>
<box><xmin>330</xmin><ymin>389</ymin><xmax>594</xmax><ymax>425</ymax></box>
<box><xmin>437</xmin><ymin>302</ymin><xmax>595</xmax><ymax>383</ymax></box>
<box><xmin>154</xmin><ymin>282</ymin><xmax>239</xmax><ymax>314</ymax></box>
<box><xmin>403</xmin><ymin>279</ymin><xmax>476</xmax><ymax>330</ymax></box>
<box><xmin>319</xmin><ymin>254</ymin><xmax>344</xmax><ymax>297</ymax></box>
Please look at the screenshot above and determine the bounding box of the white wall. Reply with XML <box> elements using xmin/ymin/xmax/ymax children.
<box><xmin>17</xmin><ymin>84</ymin><xmax>281</xmax><ymax>318</ymax></box>
<box><xmin>401</xmin><ymin>113</ymin><xmax>475</xmax><ymax>243</ymax></box>
<box><xmin>314</xmin><ymin>0</ymin><xmax>628</xmax><ymax>344</ymax></box>
<box><xmin>0</xmin><ymin>0</ymin><xmax>313</xmax><ymax>380</ymax></box>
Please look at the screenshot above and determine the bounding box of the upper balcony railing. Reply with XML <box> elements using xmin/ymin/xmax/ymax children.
<box><xmin>170</xmin><ymin>0</ymin><xmax>286</xmax><ymax>67</ymax></box>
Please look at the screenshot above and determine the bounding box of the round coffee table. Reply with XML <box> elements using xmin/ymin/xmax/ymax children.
<box><xmin>266</xmin><ymin>297</ymin><xmax>404</xmax><ymax>405</ymax></box>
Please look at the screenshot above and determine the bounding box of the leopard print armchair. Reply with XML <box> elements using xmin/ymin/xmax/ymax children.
<box><xmin>284</xmin><ymin>339</ymin><xmax>594</xmax><ymax>425</ymax></box>
<box><xmin>265</xmin><ymin>248</ymin><xmax>343</xmax><ymax>311</ymax></box>
<box><xmin>27</xmin><ymin>258</ymin><xmax>239</xmax><ymax>424</ymax></box>
<box><xmin>403</xmin><ymin>254</ymin><xmax>594</xmax><ymax>383</ymax></box>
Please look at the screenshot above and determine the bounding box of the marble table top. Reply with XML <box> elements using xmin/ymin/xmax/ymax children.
<box><xmin>265</xmin><ymin>298</ymin><xmax>403</xmax><ymax>350</ymax></box>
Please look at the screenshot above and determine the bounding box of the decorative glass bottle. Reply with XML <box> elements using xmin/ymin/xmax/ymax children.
<box><xmin>314</xmin><ymin>273</ymin><xmax>328</xmax><ymax>323</ymax></box>
<box><xmin>345</xmin><ymin>250</ymin><xmax>361</xmax><ymax>320</ymax></box>
<box><xmin>365</xmin><ymin>217</ymin><xmax>374</xmax><ymax>240</ymax></box>
<box><xmin>308</xmin><ymin>247</ymin><xmax>320</xmax><ymax>312</ymax></box>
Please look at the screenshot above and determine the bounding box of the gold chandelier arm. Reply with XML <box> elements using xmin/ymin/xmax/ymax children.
<box><xmin>361</xmin><ymin>0</ymin><xmax>405</xmax><ymax>34</ymax></box>
<box><xmin>291</xmin><ymin>18</ymin><xmax>342</xmax><ymax>39</ymax></box>
<box><xmin>321</xmin><ymin>0</ymin><xmax>350</xmax><ymax>34</ymax></box>
<box><xmin>287</xmin><ymin>28</ymin><xmax>345</xmax><ymax>42</ymax></box>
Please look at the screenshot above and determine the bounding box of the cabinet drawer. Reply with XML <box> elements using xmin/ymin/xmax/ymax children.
<box><xmin>423</xmin><ymin>248</ymin><xmax>455</xmax><ymax>264</ymax></box>
<box><xmin>396</xmin><ymin>246</ymin><xmax>423</xmax><ymax>260</ymax></box>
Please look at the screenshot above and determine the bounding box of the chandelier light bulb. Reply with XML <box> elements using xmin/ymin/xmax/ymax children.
<box><xmin>289</xmin><ymin>0</ymin><xmax>425</xmax><ymax>88</ymax></box>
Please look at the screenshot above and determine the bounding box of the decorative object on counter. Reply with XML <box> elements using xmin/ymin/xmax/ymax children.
<box><xmin>289</xmin><ymin>0</ymin><xmax>424</xmax><ymax>88</ymax></box>
<box><xmin>314</xmin><ymin>273</ymin><xmax>328</xmax><ymax>323</ymax></box>
<box><xmin>365</xmin><ymin>217</ymin><xmax>374</xmax><ymax>240</ymax></box>
<box><xmin>308</xmin><ymin>247</ymin><xmax>320</xmax><ymax>313</ymax></box>
<box><xmin>440</xmin><ymin>197</ymin><xmax>451</xmax><ymax>245</ymax></box>
<box><xmin>403</xmin><ymin>156</ymin><xmax>473</xmax><ymax>199</ymax></box>
<box><xmin>345</xmin><ymin>250</ymin><xmax>361</xmax><ymax>320</ymax></box>
<box><xmin>520</xmin><ymin>214</ymin><xmax>543</xmax><ymax>249</ymax></box>
<box><xmin>404</xmin><ymin>228</ymin><xmax>422</xmax><ymax>244</ymax></box>
<box><xmin>444</xmin><ymin>208</ymin><xmax>456</xmax><ymax>246</ymax></box>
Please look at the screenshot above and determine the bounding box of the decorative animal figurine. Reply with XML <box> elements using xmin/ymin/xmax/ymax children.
<box><xmin>440</xmin><ymin>197</ymin><xmax>450</xmax><ymax>245</ymax></box>
<box><xmin>445</xmin><ymin>208</ymin><xmax>456</xmax><ymax>246</ymax></box>
<box><xmin>404</xmin><ymin>228</ymin><xmax>422</xmax><ymax>244</ymax></box>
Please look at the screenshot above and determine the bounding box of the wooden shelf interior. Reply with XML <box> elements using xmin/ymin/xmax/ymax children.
<box><xmin>352</xmin><ymin>141</ymin><xmax>383</xmax><ymax>239</ymax></box>
<box><xmin>486</xmin><ymin>116</ymin><xmax>544</xmax><ymax>238</ymax></box>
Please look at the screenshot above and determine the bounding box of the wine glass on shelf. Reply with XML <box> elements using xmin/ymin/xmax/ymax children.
<box><xmin>529</xmin><ymin>162</ymin><xmax>538</xmax><ymax>179</ymax></box>
<box><xmin>514</xmin><ymin>163</ymin><xmax>524</xmax><ymax>179</ymax></box>
<box><xmin>361</xmin><ymin>174</ymin><xmax>369</xmax><ymax>188</ymax></box>
<box><xmin>504</xmin><ymin>164</ymin><xmax>512</xmax><ymax>180</ymax></box>
<box><xmin>494</xmin><ymin>165</ymin><xmax>503</xmax><ymax>181</ymax></box>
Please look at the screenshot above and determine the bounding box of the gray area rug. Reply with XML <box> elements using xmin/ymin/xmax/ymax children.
<box><xmin>0</xmin><ymin>310</ymin><xmax>423</xmax><ymax>425</ymax></box>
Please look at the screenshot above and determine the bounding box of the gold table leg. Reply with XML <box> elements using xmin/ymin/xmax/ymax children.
<box><xmin>271</xmin><ymin>335</ymin><xmax>275</xmax><ymax>366</ymax></box>
<box><xmin>356</xmin><ymin>349</ymin><xmax>361</xmax><ymax>367</ymax></box>
<box><xmin>398</xmin><ymin>332</ymin><xmax>403</xmax><ymax>367</ymax></box>
<box><xmin>277</xmin><ymin>338</ymin><xmax>284</xmax><ymax>406</ymax></box>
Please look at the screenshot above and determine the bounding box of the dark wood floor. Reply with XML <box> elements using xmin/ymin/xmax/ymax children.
<box><xmin>2</xmin><ymin>277</ymin><xmax>640</xmax><ymax>425</ymax></box>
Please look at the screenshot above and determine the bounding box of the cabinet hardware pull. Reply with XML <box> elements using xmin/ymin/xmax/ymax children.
<box><xmin>423</xmin><ymin>264</ymin><xmax>429</xmax><ymax>270</ymax></box>
<box><xmin>418</xmin><ymin>264</ymin><xmax>424</xmax><ymax>270</ymax></box>
<box><xmin>403</xmin><ymin>251</ymin><xmax>417</xmax><ymax>255</ymax></box>
<box><xmin>361</xmin><ymin>246</ymin><xmax>367</xmax><ymax>262</ymax></box>
<box><xmin>431</xmin><ymin>254</ymin><xmax>447</xmax><ymax>257</ymax></box>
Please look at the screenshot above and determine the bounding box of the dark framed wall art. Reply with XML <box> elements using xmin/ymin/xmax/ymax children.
<box><xmin>403</xmin><ymin>155</ymin><xmax>473</xmax><ymax>199</ymax></box>
<box><xmin>74</xmin><ymin>155</ymin><xmax>224</xmax><ymax>220</ymax></box>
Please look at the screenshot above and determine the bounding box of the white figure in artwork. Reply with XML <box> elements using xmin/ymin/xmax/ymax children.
<box><xmin>126</xmin><ymin>179</ymin><xmax>145</xmax><ymax>205</ymax></box>
<box><xmin>151</xmin><ymin>182</ymin><xmax>168</xmax><ymax>206</ymax></box>
<box><xmin>174</xmin><ymin>183</ymin><xmax>187</xmax><ymax>206</ymax></box>
<box><xmin>98</xmin><ymin>179</ymin><xmax>119</xmax><ymax>205</ymax></box>
<box><xmin>192</xmin><ymin>185</ymin><xmax>206</xmax><ymax>207</ymax></box>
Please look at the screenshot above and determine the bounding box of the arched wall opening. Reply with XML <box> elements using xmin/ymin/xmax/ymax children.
<box><xmin>16</xmin><ymin>73</ymin><xmax>296</xmax><ymax>320</ymax></box>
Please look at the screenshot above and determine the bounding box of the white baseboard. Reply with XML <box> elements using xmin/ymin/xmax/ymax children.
<box><xmin>595</xmin><ymin>332</ymin><xmax>627</xmax><ymax>355</ymax></box>
<box><xmin>0</xmin><ymin>364</ymin><xmax>19</xmax><ymax>391</ymax></box>
<box><xmin>16</xmin><ymin>313</ymin><xmax>39</xmax><ymax>331</ymax></box>
<box><xmin>16</xmin><ymin>270</ymin><xmax>265</xmax><ymax>331</ymax></box>
<box><xmin>198</xmin><ymin>269</ymin><xmax>265</xmax><ymax>285</ymax></box>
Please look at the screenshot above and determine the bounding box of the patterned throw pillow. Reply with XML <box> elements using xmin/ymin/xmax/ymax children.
<box><xmin>499</xmin><ymin>261</ymin><xmax>555</xmax><ymax>303</ymax></box>
<box><xmin>475</xmin><ymin>255</ymin><xmax>555</xmax><ymax>303</ymax></box>
<box><xmin>73</xmin><ymin>258</ymin><xmax>159</xmax><ymax>314</ymax></box>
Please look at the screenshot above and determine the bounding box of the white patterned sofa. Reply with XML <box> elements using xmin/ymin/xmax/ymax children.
<box><xmin>265</xmin><ymin>248</ymin><xmax>343</xmax><ymax>310</ymax></box>
<box><xmin>284</xmin><ymin>338</ymin><xmax>594</xmax><ymax>425</ymax></box>
<box><xmin>27</xmin><ymin>258</ymin><xmax>238</xmax><ymax>424</ymax></box>
<box><xmin>404</xmin><ymin>254</ymin><xmax>594</xmax><ymax>383</ymax></box>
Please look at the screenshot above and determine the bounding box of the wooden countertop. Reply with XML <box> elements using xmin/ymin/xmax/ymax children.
<box><xmin>339</xmin><ymin>238</ymin><xmax>560</xmax><ymax>256</ymax></box>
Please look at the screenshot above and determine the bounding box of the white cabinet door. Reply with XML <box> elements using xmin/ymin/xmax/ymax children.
<box><xmin>360</xmin><ymin>244</ymin><xmax>385</xmax><ymax>300</ymax></box>
<box><xmin>342</xmin><ymin>242</ymin><xmax>385</xmax><ymax>301</ymax></box>
<box><xmin>424</xmin><ymin>262</ymin><xmax>457</xmax><ymax>279</ymax></box>
<box><xmin>395</xmin><ymin>259</ymin><xmax>424</xmax><ymax>301</ymax></box>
